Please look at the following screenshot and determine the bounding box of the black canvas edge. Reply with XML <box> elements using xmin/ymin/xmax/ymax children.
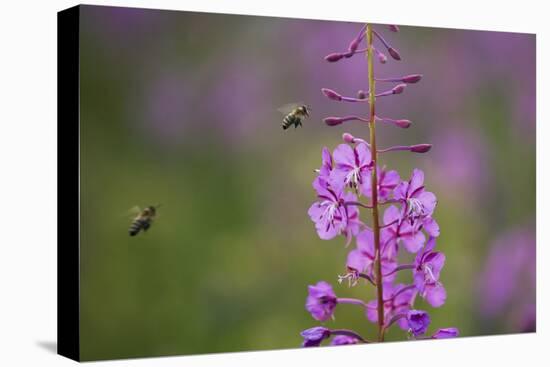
<box><xmin>57</xmin><ymin>5</ymin><xmax>81</xmax><ymax>362</ymax></box>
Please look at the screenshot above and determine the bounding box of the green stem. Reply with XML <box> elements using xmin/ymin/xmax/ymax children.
<box><xmin>366</xmin><ymin>23</ymin><xmax>385</xmax><ymax>342</ymax></box>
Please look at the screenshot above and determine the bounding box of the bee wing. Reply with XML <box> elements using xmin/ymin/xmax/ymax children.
<box><xmin>277</xmin><ymin>102</ymin><xmax>303</xmax><ymax>115</ymax></box>
<box><xmin>123</xmin><ymin>206</ymin><xmax>142</xmax><ymax>218</ymax></box>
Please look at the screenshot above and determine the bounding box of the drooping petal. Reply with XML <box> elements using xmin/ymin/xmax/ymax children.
<box><xmin>423</xmin><ymin>217</ymin><xmax>440</xmax><ymax>237</ymax></box>
<box><xmin>424</xmin><ymin>283</ymin><xmax>447</xmax><ymax>307</ymax></box>
<box><xmin>427</xmin><ymin>252</ymin><xmax>446</xmax><ymax>279</ymax></box>
<box><xmin>418</xmin><ymin>191</ymin><xmax>437</xmax><ymax>214</ymax></box>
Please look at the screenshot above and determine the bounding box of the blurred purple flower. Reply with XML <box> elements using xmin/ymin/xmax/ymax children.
<box><xmin>142</xmin><ymin>72</ymin><xmax>191</xmax><ymax>144</ymax></box>
<box><xmin>430</xmin><ymin>126</ymin><xmax>489</xmax><ymax>198</ymax></box>
<box><xmin>208</xmin><ymin>62</ymin><xmax>269</xmax><ymax>142</ymax></box>
<box><xmin>306</xmin><ymin>281</ymin><xmax>338</xmax><ymax>321</ymax></box>
<box><xmin>478</xmin><ymin>226</ymin><xmax>536</xmax><ymax>319</ymax></box>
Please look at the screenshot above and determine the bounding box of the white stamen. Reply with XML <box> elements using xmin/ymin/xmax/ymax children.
<box><xmin>407</xmin><ymin>197</ymin><xmax>425</xmax><ymax>219</ymax></box>
<box><xmin>423</xmin><ymin>264</ymin><xmax>436</xmax><ymax>282</ymax></box>
<box><xmin>345</xmin><ymin>167</ymin><xmax>361</xmax><ymax>188</ymax></box>
<box><xmin>338</xmin><ymin>272</ymin><xmax>359</xmax><ymax>287</ymax></box>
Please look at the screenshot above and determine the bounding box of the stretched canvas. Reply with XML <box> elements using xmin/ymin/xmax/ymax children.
<box><xmin>58</xmin><ymin>4</ymin><xmax>536</xmax><ymax>362</ymax></box>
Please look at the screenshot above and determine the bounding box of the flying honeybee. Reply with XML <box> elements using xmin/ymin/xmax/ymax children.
<box><xmin>278</xmin><ymin>103</ymin><xmax>310</xmax><ymax>130</ymax></box>
<box><xmin>128</xmin><ymin>205</ymin><xmax>160</xmax><ymax>236</ymax></box>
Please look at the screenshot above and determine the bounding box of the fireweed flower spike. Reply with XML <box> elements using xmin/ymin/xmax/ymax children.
<box><xmin>300</xmin><ymin>23</ymin><xmax>457</xmax><ymax>346</ymax></box>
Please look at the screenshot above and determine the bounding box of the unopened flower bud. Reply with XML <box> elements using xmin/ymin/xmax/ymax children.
<box><xmin>402</xmin><ymin>74</ymin><xmax>422</xmax><ymax>83</ymax></box>
<box><xmin>374</xmin><ymin>48</ymin><xmax>387</xmax><ymax>64</ymax></box>
<box><xmin>348</xmin><ymin>37</ymin><xmax>361</xmax><ymax>53</ymax></box>
<box><xmin>410</xmin><ymin>144</ymin><xmax>432</xmax><ymax>153</ymax></box>
<box><xmin>392</xmin><ymin>83</ymin><xmax>407</xmax><ymax>94</ymax></box>
<box><xmin>324</xmin><ymin>53</ymin><xmax>344</xmax><ymax>62</ymax></box>
<box><xmin>388</xmin><ymin>25</ymin><xmax>400</xmax><ymax>32</ymax></box>
<box><xmin>322</xmin><ymin>88</ymin><xmax>343</xmax><ymax>101</ymax></box>
<box><xmin>388</xmin><ymin>47</ymin><xmax>401</xmax><ymax>61</ymax></box>
<box><xmin>324</xmin><ymin>117</ymin><xmax>344</xmax><ymax>126</ymax></box>
<box><xmin>342</xmin><ymin>133</ymin><xmax>355</xmax><ymax>143</ymax></box>
<box><xmin>395</xmin><ymin>119</ymin><xmax>412</xmax><ymax>128</ymax></box>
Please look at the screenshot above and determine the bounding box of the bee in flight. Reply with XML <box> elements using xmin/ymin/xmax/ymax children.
<box><xmin>128</xmin><ymin>205</ymin><xmax>160</xmax><ymax>236</ymax></box>
<box><xmin>278</xmin><ymin>103</ymin><xmax>310</xmax><ymax>130</ymax></box>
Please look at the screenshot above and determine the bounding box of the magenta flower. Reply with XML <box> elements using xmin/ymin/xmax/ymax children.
<box><xmin>394</xmin><ymin>169</ymin><xmax>438</xmax><ymax>226</ymax></box>
<box><xmin>308</xmin><ymin>177</ymin><xmax>349</xmax><ymax>240</ymax></box>
<box><xmin>301</xmin><ymin>326</ymin><xmax>331</xmax><ymax>347</ymax></box>
<box><xmin>407</xmin><ymin>309</ymin><xmax>431</xmax><ymax>336</ymax></box>
<box><xmin>346</xmin><ymin>228</ymin><xmax>397</xmax><ymax>282</ymax></box>
<box><xmin>367</xmin><ymin>283</ymin><xmax>416</xmax><ymax>330</ymax></box>
<box><xmin>432</xmin><ymin>327</ymin><xmax>459</xmax><ymax>339</ymax></box>
<box><xmin>362</xmin><ymin>165</ymin><xmax>400</xmax><ymax>199</ymax></box>
<box><xmin>330</xmin><ymin>143</ymin><xmax>373</xmax><ymax>192</ymax></box>
<box><xmin>414</xmin><ymin>237</ymin><xmax>447</xmax><ymax>307</ymax></box>
<box><xmin>306</xmin><ymin>281</ymin><xmax>338</xmax><ymax>321</ymax></box>
<box><xmin>381</xmin><ymin>205</ymin><xmax>426</xmax><ymax>254</ymax></box>
<box><xmin>330</xmin><ymin>335</ymin><xmax>359</xmax><ymax>345</ymax></box>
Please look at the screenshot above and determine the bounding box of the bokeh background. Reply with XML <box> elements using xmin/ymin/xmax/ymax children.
<box><xmin>78</xmin><ymin>5</ymin><xmax>536</xmax><ymax>361</ymax></box>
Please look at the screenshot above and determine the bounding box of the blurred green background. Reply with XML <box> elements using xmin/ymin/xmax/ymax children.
<box><xmin>78</xmin><ymin>5</ymin><xmax>536</xmax><ymax>360</ymax></box>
